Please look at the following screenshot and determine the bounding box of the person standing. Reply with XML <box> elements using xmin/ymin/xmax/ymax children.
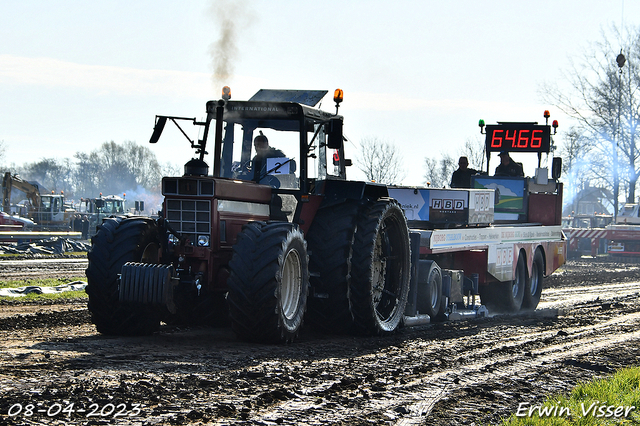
<box><xmin>495</xmin><ymin>151</ymin><xmax>524</xmax><ymax>177</ymax></box>
<box><xmin>81</xmin><ymin>215</ymin><xmax>89</xmax><ymax>240</ymax></box>
<box><xmin>450</xmin><ymin>156</ymin><xmax>478</xmax><ymax>188</ymax></box>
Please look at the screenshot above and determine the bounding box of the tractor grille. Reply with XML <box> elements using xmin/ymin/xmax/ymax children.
<box><xmin>165</xmin><ymin>199</ymin><xmax>211</xmax><ymax>244</ymax></box>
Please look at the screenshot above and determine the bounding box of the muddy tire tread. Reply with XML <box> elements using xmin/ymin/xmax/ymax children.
<box><xmin>85</xmin><ymin>216</ymin><xmax>161</xmax><ymax>335</ymax></box>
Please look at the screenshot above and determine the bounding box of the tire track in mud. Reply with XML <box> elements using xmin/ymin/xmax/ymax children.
<box><xmin>539</xmin><ymin>281</ymin><xmax>640</xmax><ymax>308</ymax></box>
<box><xmin>2</xmin><ymin>260</ymin><xmax>640</xmax><ymax>425</ymax></box>
<box><xmin>237</xmin><ymin>299</ymin><xmax>640</xmax><ymax>426</ymax></box>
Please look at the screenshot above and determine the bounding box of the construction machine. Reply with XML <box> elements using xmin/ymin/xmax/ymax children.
<box><xmin>85</xmin><ymin>89</ymin><xmax>566</xmax><ymax>343</ymax></box>
<box><xmin>2</xmin><ymin>172</ymin><xmax>74</xmax><ymax>230</ymax></box>
<box><xmin>75</xmin><ymin>194</ymin><xmax>128</xmax><ymax>236</ymax></box>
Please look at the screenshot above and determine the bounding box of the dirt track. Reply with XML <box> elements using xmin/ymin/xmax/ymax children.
<box><xmin>1</xmin><ymin>258</ymin><xmax>640</xmax><ymax>425</ymax></box>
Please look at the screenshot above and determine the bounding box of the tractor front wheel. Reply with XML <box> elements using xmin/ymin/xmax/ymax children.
<box><xmin>227</xmin><ymin>222</ymin><xmax>309</xmax><ymax>343</ymax></box>
<box><xmin>85</xmin><ymin>216</ymin><xmax>162</xmax><ymax>335</ymax></box>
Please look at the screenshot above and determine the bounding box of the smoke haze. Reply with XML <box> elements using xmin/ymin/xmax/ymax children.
<box><xmin>208</xmin><ymin>0</ymin><xmax>254</xmax><ymax>92</ymax></box>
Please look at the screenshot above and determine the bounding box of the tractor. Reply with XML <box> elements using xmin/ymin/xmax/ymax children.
<box><xmin>85</xmin><ymin>88</ymin><xmax>412</xmax><ymax>343</ymax></box>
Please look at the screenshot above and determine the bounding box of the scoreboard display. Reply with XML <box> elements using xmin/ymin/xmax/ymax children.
<box><xmin>484</xmin><ymin>123</ymin><xmax>551</xmax><ymax>153</ymax></box>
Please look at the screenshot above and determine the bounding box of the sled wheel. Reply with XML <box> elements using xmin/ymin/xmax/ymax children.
<box><xmin>499</xmin><ymin>252</ymin><xmax>526</xmax><ymax>313</ymax></box>
<box><xmin>522</xmin><ymin>249</ymin><xmax>544</xmax><ymax>311</ymax></box>
<box><xmin>417</xmin><ymin>260</ymin><xmax>445</xmax><ymax>319</ymax></box>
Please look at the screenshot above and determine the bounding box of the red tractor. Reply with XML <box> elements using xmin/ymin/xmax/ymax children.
<box><xmin>85</xmin><ymin>89</ymin><xmax>412</xmax><ymax>343</ymax></box>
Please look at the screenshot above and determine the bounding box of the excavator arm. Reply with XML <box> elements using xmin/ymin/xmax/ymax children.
<box><xmin>2</xmin><ymin>172</ymin><xmax>42</xmax><ymax>215</ymax></box>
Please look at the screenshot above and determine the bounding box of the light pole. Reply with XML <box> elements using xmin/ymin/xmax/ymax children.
<box><xmin>614</xmin><ymin>51</ymin><xmax>625</xmax><ymax>221</ymax></box>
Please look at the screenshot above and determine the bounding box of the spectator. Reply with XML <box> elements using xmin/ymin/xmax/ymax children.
<box><xmin>495</xmin><ymin>151</ymin><xmax>524</xmax><ymax>177</ymax></box>
<box><xmin>450</xmin><ymin>156</ymin><xmax>478</xmax><ymax>188</ymax></box>
<box><xmin>81</xmin><ymin>216</ymin><xmax>89</xmax><ymax>240</ymax></box>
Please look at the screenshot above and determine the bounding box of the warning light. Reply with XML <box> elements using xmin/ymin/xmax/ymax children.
<box><xmin>478</xmin><ymin>119</ymin><xmax>485</xmax><ymax>134</ymax></box>
<box><xmin>123</xmin><ymin>193</ymin><xmax>126</xmax><ymax>198</ymax></box>
<box><xmin>544</xmin><ymin>110</ymin><xmax>550</xmax><ymax>118</ymax></box>
<box><xmin>333</xmin><ymin>88</ymin><xmax>343</xmax><ymax>104</ymax></box>
<box><xmin>222</xmin><ymin>86</ymin><xmax>231</xmax><ymax>100</ymax></box>
<box><xmin>552</xmin><ymin>119</ymin><xmax>559</xmax><ymax>134</ymax></box>
<box><xmin>333</xmin><ymin>89</ymin><xmax>344</xmax><ymax>114</ymax></box>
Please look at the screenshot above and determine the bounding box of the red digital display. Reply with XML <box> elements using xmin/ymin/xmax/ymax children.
<box><xmin>485</xmin><ymin>124</ymin><xmax>551</xmax><ymax>153</ymax></box>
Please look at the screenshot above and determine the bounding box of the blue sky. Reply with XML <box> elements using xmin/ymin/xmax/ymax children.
<box><xmin>1</xmin><ymin>0</ymin><xmax>636</xmax><ymax>185</ymax></box>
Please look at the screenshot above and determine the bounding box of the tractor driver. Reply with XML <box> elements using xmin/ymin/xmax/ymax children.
<box><xmin>252</xmin><ymin>131</ymin><xmax>287</xmax><ymax>182</ymax></box>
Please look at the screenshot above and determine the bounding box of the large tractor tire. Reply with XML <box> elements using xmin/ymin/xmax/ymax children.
<box><xmin>522</xmin><ymin>249</ymin><xmax>544</xmax><ymax>311</ymax></box>
<box><xmin>305</xmin><ymin>202</ymin><xmax>360</xmax><ymax>333</ymax></box>
<box><xmin>349</xmin><ymin>199</ymin><xmax>411</xmax><ymax>335</ymax></box>
<box><xmin>480</xmin><ymin>252</ymin><xmax>526</xmax><ymax>314</ymax></box>
<box><xmin>85</xmin><ymin>216</ymin><xmax>162</xmax><ymax>335</ymax></box>
<box><xmin>227</xmin><ymin>222</ymin><xmax>309</xmax><ymax>343</ymax></box>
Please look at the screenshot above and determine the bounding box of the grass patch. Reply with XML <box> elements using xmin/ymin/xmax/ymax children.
<box><xmin>0</xmin><ymin>251</ymin><xmax>87</xmax><ymax>258</ymax></box>
<box><xmin>0</xmin><ymin>277</ymin><xmax>87</xmax><ymax>301</ymax></box>
<box><xmin>0</xmin><ymin>277</ymin><xmax>86</xmax><ymax>289</ymax></box>
<box><xmin>2</xmin><ymin>290</ymin><xmax>89</xmax><ymax>301</ymax></box>
<box><xmin>502</xmin><ymin>366</ymin><xmax>640</xmax><ymax>425</ymax></box>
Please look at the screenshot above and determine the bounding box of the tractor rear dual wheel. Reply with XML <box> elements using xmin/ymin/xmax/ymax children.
<box><xmin>306</xmin><ymin>202</ymin><xmax>360</xmax><ymax>333</ymax></box>
<box><xmin>306</xmin><ymin>199</ymin><xmax>412</xmax><ymax>336</ymax></box>
<box><xmin>349</xmin><ymin>199</ymin><xmax>411</xmax><ymax>335</ymax></box>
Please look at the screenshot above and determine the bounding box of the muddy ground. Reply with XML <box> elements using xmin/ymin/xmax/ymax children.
<box><xmin>1</xmin><ymin>257</ymin><xmax>640</xmax><ymax>425</ymax></box>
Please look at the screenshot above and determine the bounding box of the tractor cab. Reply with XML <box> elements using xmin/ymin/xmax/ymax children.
<box><xmin>150</xmin><ymin>88</ymin><xmax>348</xmax><ymax>226</ymax></box>
<box><xmin>151</xmin><ymin>88</ymin><xmax>347</xmax><ymax>189</ymax></box>
<box><xmin>217</xmin><ymin>89</ymin><xmax>347</xmax><ymax>188</ymax></box>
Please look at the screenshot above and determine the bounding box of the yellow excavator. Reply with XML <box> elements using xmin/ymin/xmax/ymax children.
<box><xmin>2</xmin><ymin>172</ymin><xmax>74</xmax><ymax>230</ymax></box>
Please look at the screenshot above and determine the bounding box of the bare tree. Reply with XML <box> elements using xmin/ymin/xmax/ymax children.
<box><xmin>10</xmin><ymin>141</ymin><xmax>173</xmax><ymax>200</ymax></box>
<box><xmin>0</xmin><ymin>140</ymin><xmax>5</xmax><ymax>169</ymax></box>
<box><xmin>20</xmin><ymin>158</ymin><xmax>66</xmax><ymax>193</ymax></box>
<box><xmin>74</xmin><ymin>151</ymin><xmax>101</xmax><ymax>197</ymax></box>
<box><xmin>355</xmin><ymin>137</ymin><xmax>406</xmax><ymax>185</ymax></box>
<box><xmin>423</xmin><ymin>154</ymin><xmax>455</xmax><ymax>188</ymax></box>
<box><xmin>460</xmin><ymin>137</ymin><xmax>485</xmax><ymax>172</ymax></box>
<box><xmin>122</xmin><ymin>141</ymin><xmax>163</xmax><ymax>190</ymax></box>
<box><xmin>561</xmin><ymin>127</ymin><xmax>595</xmax><ymax>213</ymax></box>
<box><xmin>540</xmin><ymin>24</ymin><xmax>640</xmax><ymax>215</ymax></box>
